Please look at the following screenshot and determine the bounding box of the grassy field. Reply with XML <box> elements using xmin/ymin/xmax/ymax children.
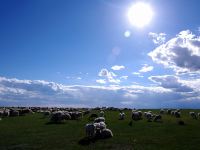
<box><xmin>0</xmin><ymin>109</ymin><xmax>200</xmax><ymax>150</ymax></box>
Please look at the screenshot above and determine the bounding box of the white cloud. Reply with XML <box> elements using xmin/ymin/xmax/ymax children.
<box><xmin>120</xmin><ymin>76</ymin><xmax>128</xmax><ymax>80</ymax></box>
<box><xmin>132</xmin><ymin>72</ymin><xmax>140</xmax><ymax>75</ymax></box>
<box><xmin>77</xmin><ymin>77</ymin><xmax>82</xmax><ymax>80</ymax></box>
<box><xmin>96</xmin><ymin>79</ymin><xmax>106</xmax><ymax>84</ymax></box>
<box><xmin>1</xmin><ymin>76</ymin><xmax>200</xmax><ymax>108</ymax></box>
<box><xmin>149</xmin><ymin>30</ymin><xmax>200</xmax><ymax>74</ymax></box>
<box><xmin>98</xmin><ymin>68</ymin><xmax>120</xmax><ymax>84</ymax></box>
<box><xmin>149</xmin><ymin>75</ymin><xmax>193</xmax><ymax>92</ymax></box>
<box><xmin>139</xmin><ymin>64</ymin><xmax>154</xmax><ymax>73</ymax></box>
<box><xmin>111</xmin><ymin>65</ymin><xmax>125</xmax><ymax>71</ymax></box>
<box><xmin>132</xmin><ymin>72</ymin><xmax>144</xmax><ymax>78</ymax></box>
<box><xmin>149</xmin><ymin>32</ymin><xmax>166</xmax><ymax>45</ymax></box>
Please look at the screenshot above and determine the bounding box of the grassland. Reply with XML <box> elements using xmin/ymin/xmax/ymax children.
<box><xmin>0</xmin><ymin>109</ymin><xmax>200</xmax><ymax>150</ymax></box>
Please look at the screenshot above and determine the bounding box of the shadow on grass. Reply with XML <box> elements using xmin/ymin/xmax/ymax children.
<box><xmin>78</xmin><ymin>135</ymin><xmax>111</xmax><ymax>146</ymax></box>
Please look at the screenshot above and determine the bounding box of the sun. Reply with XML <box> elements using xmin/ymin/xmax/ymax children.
<box><xmin>128</xmin><ymin>2</ymin><xmax>153</xmax><ymax>28</ymax></box>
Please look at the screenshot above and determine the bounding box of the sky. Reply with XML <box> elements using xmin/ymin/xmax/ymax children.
<box><xmin>0</xmin><ymin>0</ymin><xmax>200</xmax><ymax>108</ymax></box>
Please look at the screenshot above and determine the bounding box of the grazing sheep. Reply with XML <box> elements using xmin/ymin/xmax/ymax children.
<box><xmin>10</xmin><ymin>110</ymin><xmax>19</xmax><ymax>117</ymax></box>
<box><xmin>171</xmin><ymin>111</ymin><xmax>175</xmax><ymax>116</ymax></box>
<box><xmin>160</xmin><ymin>109</ymin><xmax>165</xmax><ymax>114</ymax></box>
<box><xmin>94</xmin><ymin>117</ymin><xmax>105</xmax><ymax>123</ymax></box>
<box><xmin>119</xmin><ymin>112</ymin><xmax>125</xmax><ymax>120</ymax></box>
<box><xmin>174</xmin><ymin>111</ymin><xmax>181</xmax><ymax>118</ymax></box>
<box><xmin>138</xmin><ymin>111</ymin><xmax>143</xmax><ymax>117</ymax></box>
<box><xmin>94</xmin><ymin>121</ymin><xmax>106</xmax><ymax>130</ymax></box>
<box><xmin>85</xmin><ymin>123</ymin><xmax>96</xmax><ymax>137</ymax></box>
<box><xmin>189</xmin><ymin>112</ymin><xmax>197</xmax><ymax>119</ymax></box>
<box><xmin>154</xmin><ymin>115</ymin><xmax>162</xmax><ymax>122</ymax></box>
<box><xmin>132</xmin><ymin>112</ymin><xmax>141</xmax><ymax>121</ymax></box>
<box><xmin>0</xmin><ymin>110</ymin><xmax>4</xmax><ymax>117</ymax></box>
<box><xmin>50</xmin><ymin>111</ymin><xmax>66</xmax><ymax>123</ymax></box>
<box><xmin>63</xmin><ymin>113</ymin><xmax>71</xmax><ymax>120</ymax></box>
<box><xmin>3</xmin><ymin>110</ymin><xmax>10</xmax><ymax>117</ymax></box>
<box><xmin>43</xmin><ymin>111</ymin><xmax>51</xmax><ymax>116</ymax></box>
<box><xmin>101</xmin><ymin>129</ymin><xmax>113</xmax><ymax>139</ymax></box>
<box><xmin>198</xmin><ymin>113</ymin><xmax>200</xmax><ymax>118</ymax></box>
<box><xmin>69</xmin><ymin>111</ymin><xmax>82</xmax><ymax>120</ymax></box>
<box><xmin>146</xmin><ymin>112</ymin><xmax>153</xmax><ymax>122</ymax></box>
<box><xmin>99</xmin><ymin>111</ymin><xmax>104</xmax><ymax>117</ymax></box>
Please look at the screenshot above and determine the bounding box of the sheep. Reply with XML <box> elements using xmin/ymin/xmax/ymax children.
<box><xmin>69</xmin><ymin>111</ymin><xmax>82</xmax><ymax>120</ymax></box>
<box><xmin>50</xmin><ymin>111</ymin><xmax>66</xmax><ymax>123</ymax></box>
<box><xmin>10</xmin><ymin>110</ymin><xmax>19</xmax><ymax>117</ymax></box>
<box><xmin>99</xmin><ymin>111</ymin><xmax>104</xmax><ymax>117</ymax></box>
<box><xmin>101</xmin><ymin>129</ymin><xmax>113</xmax><ymax>139</ymax></box>
<box><xmin>198</xmin><ymin>113</ymin><xmax>200</xmax><ymax>118</ymax></box>
<box><xmin>94</xmin><ymin>117</ymin><xmax>105</xmax><ymax>123</ymax></box>
<box><xmin>3</xmin><ymin>110</ymin><xmax>10</xmax><ymax>117</ymax></box>
<box><xmin>119</xmin><ymin>112</ymin><xmax>125</xmax><ymax>120</ymax></box>
<box><xmin>94</xmin><ymin>121</ymin><xmax>106</xmax><ymax>130</ymax></box>
<box><xmin>174</xmin><ymin>111</ymin><xmax>181</xmax><ymax>118</ymax></box>
<box><xmin>85</xmin><ymin>123</ymin><xmax>96</xmax><ymax>137</ymax></box>
<box><xmin>189</xmin><ymin>112</ymin><xmax>197</xmax><ymax>119</ymax></box>
<box><xmin>160</xmin><ymin>109</ymin><xmax>165</xmax><ymax>114</ymax></box>
<box><xmin>171</xmin><ymin>111</ymin><xmax>175</xmax><ymax>116</ymax></box>
<box><xmin>154</xmin><ymin>115</ymin><xmax>162</xmax><ymax>122</ymax></box>
<box><xmin>132</xmin><ymin>112</ymin><xmax>141</xmax><ymax>121</ymax></box>
<box><xmin>63</xmin><ymin>112</ymin><xmax>71</xmax><ymax>120</ymax></box>
<box><xmin>146</xmin><ymin>112</ymin><xmax>153</xmax><ymax>122</ymax></box>
<box><xmin>0</xmin><ymin>110</ymin><xmax>4</xmax><ymax>117</ymax></box>
<box><xmin>43</xmin><ymin>111</ymin><xmax>51</xmax><ymax>116</ymax></box>
<box><xmin>138</xmin><ymin>111</ymin><xmax>143</xmax><ymax>117</ymax></box>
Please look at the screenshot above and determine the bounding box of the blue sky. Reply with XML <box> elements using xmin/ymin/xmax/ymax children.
<box><xmin>0</xmin><ymin>0</ymin><xmax>200</xmax><ymax>108</ymax></box>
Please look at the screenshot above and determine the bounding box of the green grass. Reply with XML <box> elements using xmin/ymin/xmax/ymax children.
<box><xmin>0</xmin><ymin>109</ymin><xmax>200</xmax><ymax>150</ymax></box>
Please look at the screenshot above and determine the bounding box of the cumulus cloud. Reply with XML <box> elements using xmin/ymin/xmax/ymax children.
<box><xmin>120</xmin><ymin>76</ymin><xmax>128</xmax><ymax>80</ymax></box>
<box><xmin>149</xmin><ymin>32</ymin><xmax>166</xmax><ymax>45</ymax></box>
<box><xmin>149</xmin><ymin>75</ymin><xmax>193</xmax><ymax>92</ymax></box>
<box><xmin>98</xmin><ymin>68</ymin><xmax>120</xmax><ymax>84</ymax></box>
<box><xmin>149</xmin><ymin>30</ymin><xmax>200</xmax><ymax>74</ymax></box>
<box><xmin>0</xmin><ymin>76</ymin><xmax>181</xmax><ymax>108</ymax></box>
<box><xmin>111</xmin><ymin>65</ymin><xmax>125</xmax><ymax>71</ymax></box>
<box><xmin>139</xmin><ymin>64</ymin><xmax>154</xmax><ymax>73</ymax></box>
<box><xmin>132</xmin><ymin>72</ymin><xmax>144</xmax><ymax>78</ymax></box>
<box><xmin>96</xmin><ymin>79</ymin><xmax>106</xmax><ymax>84</ymax></box>
<box><xmin>1</xmin><ymin>76</ymin><xmax>200</xmax><ymax>108</ymax></box>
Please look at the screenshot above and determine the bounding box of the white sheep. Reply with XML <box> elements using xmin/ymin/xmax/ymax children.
<box><xmin>174</xmin><ymin>111</ymin><xmax>181</xmax><ymax>118</ymax></box>
<box><xmin>132</xmin><ymin>112</ymin><xmax>141</xmax><ymax>120</ymax></box>
<box><xmin>10</xmin><ymin>110</ymin><xmax>19</xmax><ymax>117</ymax></box>
<box><xmin>189</xmin><ymin>112</ymin><xmax>197</xmax><ymax>119</ymax></box>
<box><xmin>154</xmin><ymin>115</ymin><xmax>162</xmax><ymax>122</ymax></box>
<box><xmin>146</xmin><ymin>112</ymin><xmax>152</xmax><ymax>121</ymax></box>
<box><xmin>94</xmin><ymin>117</ymin><xmax>105</xmax><ymax>123</ymax></box>
<box><xmin>99</xmin><ymin>111</ymin><xmax>104</xmax><ymax>117</ymax></box>
<box><xmin>101</xmin><ymin>128</ymin><xmax>113</xmax><ymax>139</ymax></box>
<box><xmin>160</xmin><ymin>109</ymin><xmax>165</xmax><ymax>114</ymax></box>
<box><xmin>94</xmin><ymin>121</ymin><xmax>106</xmax><ymax>130</ymax></box>
<box><xmin>85</xmin><ymin>123</ymin><xmax>96</xmax><ymax>137</ymax></box>
<box><xmin>198</xmin><ymin>113</ymin><xmax>200</xmax><ymax>118</ymax></box>
<box><xmin>119</xmin><ymin>112</ymin><xmax>125</xmax><ymax>120</ymax></box>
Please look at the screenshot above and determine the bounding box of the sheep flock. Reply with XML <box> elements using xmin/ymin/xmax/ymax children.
<box><xmin>1</xmin><ymin>106</ymin><xmax>200</xmax><ymax>146</ymax></box>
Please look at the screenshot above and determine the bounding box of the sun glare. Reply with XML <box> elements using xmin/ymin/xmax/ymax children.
<box><xmin>128</xmin><ymin>2</ymin><xmax>153</xmax><ymax>28</ymax></box>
